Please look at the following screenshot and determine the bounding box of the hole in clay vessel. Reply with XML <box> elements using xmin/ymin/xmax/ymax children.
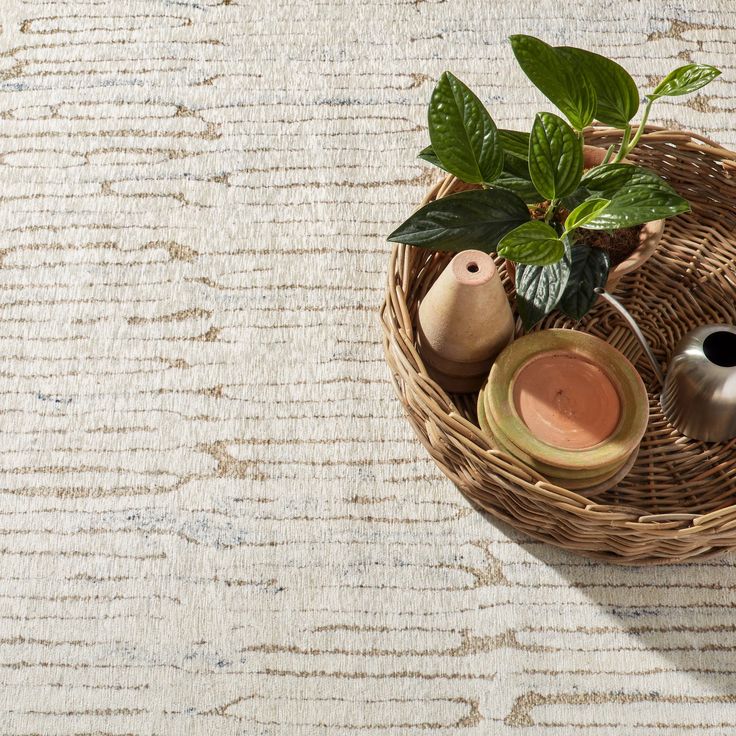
<box><xmin>466</xmin><ymin>262</ymin><xmax>479</xmax><ymax>273</ymax></box>
<box><xmin>703</xmin><ymin>330</ymin><xmax>736</xmax><ymax>367</ymax></box>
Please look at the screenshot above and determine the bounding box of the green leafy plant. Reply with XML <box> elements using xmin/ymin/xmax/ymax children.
<box><xmin>387</xmin><ymin>35</ymin><xmax>721</xmax><ymax>329</ymax></box>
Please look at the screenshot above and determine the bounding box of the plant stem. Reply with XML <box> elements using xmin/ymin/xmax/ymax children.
<box><xmin>601</xmin><ymin>144</ymin><xmax>616</xmax><ymax>164</ymax></box>
<box><xmin>624</xmin><ymin>97</ymin><xmax>654</xmax><ymax>155</ymax></box>
<box><xmin>612</xmin><ymin>124</ymin><xmax>632</xmax><ymax>163</ymax></box>
<box><xmin>544</xmin><ymin>198</ymin><xmax>558</xmax><ymax>225</ymax></box>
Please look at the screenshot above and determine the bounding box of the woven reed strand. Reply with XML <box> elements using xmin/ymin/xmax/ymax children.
<box><xmin>380</xmin><ymin>126</ymin><xmax>736</xmax><ymax>565</ymax></box>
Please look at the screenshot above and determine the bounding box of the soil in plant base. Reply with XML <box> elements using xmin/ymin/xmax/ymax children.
<box><xmin>576</xmin><ymin>226</ymin><xmax>642</xmax><ymax>267</ymax></box>
<box><xmin>529</xmin><ymin>201</ymin><xmax>642</xmax><ymax>267</ymax></box>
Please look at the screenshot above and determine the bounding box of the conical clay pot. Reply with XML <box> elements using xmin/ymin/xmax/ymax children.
<box><xmin>417</xmin><ymin>250</ymin><xmax>514</xmax><ymax>393</ymax></box>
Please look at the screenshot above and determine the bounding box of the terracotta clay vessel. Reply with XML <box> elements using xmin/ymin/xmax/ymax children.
<box><xmin>417</xmin><ymin>250</ymin><xmax>514</xmax><ymax>393</ymax></box>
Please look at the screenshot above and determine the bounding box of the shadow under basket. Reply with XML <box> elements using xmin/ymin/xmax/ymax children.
<box><xmin>380</xmin><ymin>125</ymin><xmax>736</xmax><ymax>565</ymax></box>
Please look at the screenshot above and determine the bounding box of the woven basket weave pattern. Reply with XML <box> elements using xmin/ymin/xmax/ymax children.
<box><xmin>381</xmin><ymin>126</ymin><xmax>736</xmax><ymax>564</ymax></box>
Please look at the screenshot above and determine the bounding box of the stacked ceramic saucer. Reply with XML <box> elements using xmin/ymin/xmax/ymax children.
<box><xmin>478</xmin><ymin>329</ymin><xmax>649</xmax><ymax>494</ymax></box>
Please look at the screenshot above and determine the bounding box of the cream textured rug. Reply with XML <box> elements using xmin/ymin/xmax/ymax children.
<box><xmin>2</xmin><ymin>1</ymin><xmax>736</xmax><ymax>733</ymax></box>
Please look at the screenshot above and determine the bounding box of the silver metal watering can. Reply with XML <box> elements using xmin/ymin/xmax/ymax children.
<box><xmin>596</xmin><ymin>288</ymin><xmax>736</xmax><ymax>443</ymax></box>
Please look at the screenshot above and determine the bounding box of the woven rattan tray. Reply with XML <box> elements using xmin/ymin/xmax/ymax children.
<box><xmin>381</xmin><ymin>126</ymin><xmax>736</xmax><ymax>564</ymax></box>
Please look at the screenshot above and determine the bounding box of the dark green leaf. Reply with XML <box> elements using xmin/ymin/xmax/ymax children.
<box><xmin>581</xmin><ymin>163</ymin><xmax>677</xmax><ymax>197</ymax></box>
<box><xmin>650</xmin><ymin>64</ymin><xmax>721</xmax><ymax>99</ymax></box>
<box><xmin>528</xmin><ymin>112</ymin><xmax>583</xmax><ymax>200</ymax></box>
<box><xmin>582</xmin><ymin>164</ymin><xmax>691</xmax><ymax>226</ymax></box>
<box><xmin>493</xmin><ymin>160</ymin><xmax>544</xmax><ymax>204</ymax></box>
<box><xmin>515</xmin><ymin>242</ymin><xmax>572</xmax><ymax>330</ymax></box>
<box><xmin>498</xmin><ymin>221</ymin><xmax>565</xmax><ymax>265</ymax></box>
<box><xmin>492</xmin><ymin>173</ymin><xmax>542</xmax><ymax>203</ymax></box>
<box><xmin>564</xmin><ymin>198</ymin><xmax>610</xmax><ymax>232</ymax></box>
<box><xmin>502</xmin><ymin>152</ymin><xmax>530</xmax><ymax>179</ymax></box>
<box><xmin>510</xmin><ymin>34</ymin><xmax>596</xmax><ymax>130</ymax></box>
<box><xmin>559</xmin><ymin>46</ymin><xmax>639</xmax><ymax>128</ymax></box>
<box><xmin>428</xmin><ymin>72</ymin><xmax>503</xmax><ymax>184</ymax></box>
<box><xmin>495</xmin><ymin>146</ymin><xmax>543</xmax><ymax>202</ymax></box>
<box><xmin>584</xmin><ymin>184</ymin><xmax>690</xmax><ymax>229</ymax></box>
<box><xmin>561</xmin><ymin>186</ymin><xmax>591</xmax><ymax>211</ymax></box>
<box><xmin>499</xmin><ymin>129</ymin><xmax>530</xmax><ymax>159</ymax></box>
<box><xmin>558</xmin><ymin>245</ymin><xmax>610</xmax><ymax>320</ymax></box>
<box><xmin>417</xmin><ymin>145</ymin><xmax>450</xmax><ymax>173</ymax></box>
<box><xmin>387</xmin><ymin>188</ymin><xmax>530</xmax><ymax>251</ymax></box>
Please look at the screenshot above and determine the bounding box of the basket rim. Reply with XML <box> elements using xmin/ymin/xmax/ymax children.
<box><xmin>380</xmin><ymin>125</ymin><xmax>736</xmax><ymax>562</ymax></box>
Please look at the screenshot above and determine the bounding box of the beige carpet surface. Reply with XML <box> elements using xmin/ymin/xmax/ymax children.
<box><xmin>1</xmin><ymin>1</ymin><xmax>736</xmax><ymax>733</ymax></box>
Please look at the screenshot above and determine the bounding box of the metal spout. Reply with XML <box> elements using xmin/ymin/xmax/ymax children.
<box><xmin>593</xmin><ymin>287</ymin><xmax>666</xmax><ymax>387</ymax></box>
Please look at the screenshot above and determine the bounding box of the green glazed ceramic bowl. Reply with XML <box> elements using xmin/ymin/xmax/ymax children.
<box><xmin>478</xmin><ymin>389</ymin><xmax>638</xmax><ymax>490</ymax></box>
<box><xmin>478</xmin><ymin>389</ymin><xmax>637</xmax><ymax>487</ymax></box>
<box><xmin>480</xmin><ymin>329</ymin><xmax>649</xmax><ymax>475</ymax></box>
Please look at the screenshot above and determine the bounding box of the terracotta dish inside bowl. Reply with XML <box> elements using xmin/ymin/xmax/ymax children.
<box><xmin>511</xmin><ymin>352</ymin><xmax>622</xmax><ymax>450</ymax></box>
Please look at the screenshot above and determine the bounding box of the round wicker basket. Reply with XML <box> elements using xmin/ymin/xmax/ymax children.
<box><xmin>380</xmin><ymin>126</ymin><xmax>736</xmax><ymax>565</ymax></box>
